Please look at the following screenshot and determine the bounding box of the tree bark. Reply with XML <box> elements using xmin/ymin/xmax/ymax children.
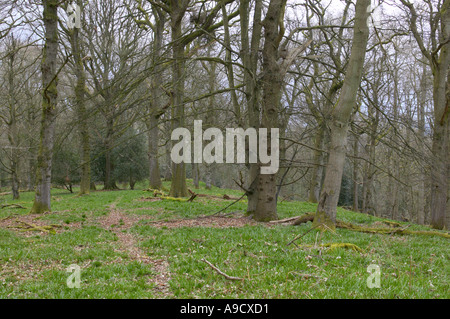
<box><xmin>70</xmin><ymin>0</ymin><xmax>91</xmax><ymax>195</ymax></box>
<box><xmin>6</xmin><ymin>37</ymin><xmax>20</xmax><ymax>200</ymax></box>
<box><xmin>240</xmin><ymin>0</ymin><xmax>263</xmax><ymax>215</ymax></box>
<box><xmin>31</xmin><ymin>0</ymin><xmax>59</xmax><ymax>213</ymax></box>
<box><xmin>417</xmin><ymin>62</ymin><xmax>427</xmax><ymax>225</ymax></box>
<box><xmin>168</xmin><ymin>0</ymin><xmax>189</xmax><ymax>198</ymax></box>
<box><xmin>308</xmin><ymin>124</ymin><xmax>325</xmax><ymax>203</ymax></box>
<box><xmin>147</xmin><ymin>7</ymin><xmax>165</xmax><ymax>190</ymax></box>
<box><xmin>352</xmin><ymin>129</ymin><xmax>359</xmax><ymax>212</ymax></box>
<box><xmin>313</xmin><ymin>0</ymin><xmax>370</xmax><ymax>229</ymax></box>
<box><xmin>253</xmin><ymin>0</ymin><xmax>287</xmax><ymax>222</ymax></box>
<box><xmin>429</xmin><ymin>3</ymin><xmax>449</xmax><ymax>230</ymax></box>
<box><xmin>104</xmin><ymin>117</ymin><xmax>118</xmax><ymax>190</ymax></box>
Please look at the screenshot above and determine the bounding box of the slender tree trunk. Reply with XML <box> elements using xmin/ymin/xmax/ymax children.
<box><xmin>430</xmin><ymin>36</ymin><xmax>449</xmax><ymax>230</ymax></box>
<box><xmin>417</xmin><ymin>62</ymin><xmax>427</xmax><ymax>225</ymax></box>
<box><xmin>364</xmin><ymin>96</ymin><xmax>380</xmax><ymax>216</ymax></box>
<box><xmin>400</xmin><ymin>0</ymin><xmax>450</xmax><ymax>229</ymax></box>
<box><xmin>164</xmin><ymin>129</ymin><xmax>172</xmax><ymax>181</ymax></box>
<box><xmin>352</xmin><ymin>130</ymin><xmax>359</xmax><ymax>212</ymax></box>
<box><xmin>192</xmin><ymin>163</ymin><xmax>199</xmax><ymax>189</ymax></box>
<box><xmin>31</xmin><ymin>0</ymin><xmax>58</xmax><ymax>213</ymax></box>
<box><xmin>6</xmin><ymin>39</ymin><xmax>20</xmax><ymax>200</ymax></box>
<box><xmin>147</xmin><ymin>8</ymin><xmax>165</xmax><ymax>190</ymax></box>
<box><xmin>308</xmin><ymin>124</ymin><xmax>325</xmax><ymax>203</ymax></box>
<box><xmin>202</xmin><ymin>42</ymin><xmax>217</xmax><ymax>191</ymax></box>
<box><xmin>104</xmin><ymin>117</ymin><xmax>117</xmax><ymax>190</ymax></box>
<box><xmin>313</xmin><ymin>0</ymin><xmax>370</xmax><ymax>229</ymax></box>
<box><xmin>240</xmin><ymin>0</ymin><xmax>263</xmax><ymax>215</ymax></box>
<box><xmin>221</xmin><ymin>3</ymin><xmax>241</xmax><ymax>126</ymax></box>
<box><xmin>147</xmin><ymin>113</ymin><xmax>162</xmax><ymax>189</ymax></box>
<box><xmin>70</xmin><ymin>2</ymin><xmax>91</xmax><ymax>195</ymax></box>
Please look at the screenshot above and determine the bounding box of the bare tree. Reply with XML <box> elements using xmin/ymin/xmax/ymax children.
<box><xmin>400</xmin><ymin>0</ymin><xmax>450</xmax><ymax>229</ymax></box>
<box><xmin>313</xmin><ymin>0</ymin><xmax>371</xmax><ymax>229</ymax></box>
<box><xmin>30</xmin><ymin>0</ymin><xmax>59</xmax><ymax>213</ymax></box>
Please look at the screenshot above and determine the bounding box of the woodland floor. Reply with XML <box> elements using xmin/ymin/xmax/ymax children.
<box><xmin>0</xmin><ymin>180</ymin><xmax>448</xmax><ymax>299</ymax></box>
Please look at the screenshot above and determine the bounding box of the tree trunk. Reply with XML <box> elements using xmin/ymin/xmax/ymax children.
<box><xmin>147</xmin><ymin>7</ymin><xmax>165</xmax><ymax>190</ymax></box>
<box><xmin>70</xmin><ymin>1</ymin><xmax>91</xmax><ymax>195</ymax></box>
<box><xmin>31</xmin><ymin>0</ymin><xmax>58</xmax><ymax>214</ymax></box>
<box><xmin>148</xmin><ymin>114</ymin><xmax>162</xmax><ymax>189</ymax></box>
<box><xmin>313</xmin><ymin>0</ymin><xmax>370</xmax><ymax>229</ymax></box>
<box><xmin>192</xmin><ymin>163</ymin><xmax>199</xmax><ymax>189</ymax></box>
<box><xmin>168</xmin><ymin>0</ymin><xmax>189</xmax><ymax>197</ymax></box>
<box><xmin>240</xmin><ymin>0</ymin><xmax>263</xmax><ymax>215</ymax></box>
<box><xmin>308</xmin><ymin>124</ymin><xmax>325</xmax><ymax>203</ymax></box>
<box><xmin>6</xmin><ymin>38</ymin><xmax>20</xmax><ymax>200</ymax></box>
<box><xmin>253</xmin><ymin>0</ymin><xmax>286</xmax><ymax>222</ymax></box>
<box><xmin>104</xmin><ymin>117</ymin><xmax>117</xmax><ymax>190</ymax></box>
<box><xmin>417</xmin><ymin>62</ymin><xmax>427</xmax><ymax>225</ymax></box>
<box><xmin>430</xmin><ymin>19</ymin><xmax>449</xmax><ymax>229</ymax></box>
<box><xmin>352</xmin><ymin>130</ymin><xmax>359</xmax><ymax>212</ymax></box>
<box><xmin>400</xmin><ymin>0</ymin><xmax>450</xmax><ymax>229</ymax></box>
<box><xmin>202</xmin><ymin>42</ymin><xmax>217</xmax><ymax>191</ymax></box>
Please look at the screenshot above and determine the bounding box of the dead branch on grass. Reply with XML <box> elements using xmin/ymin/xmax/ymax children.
<box><xmin>200</xmin><ymin>258</ymin><xmax>244</xmax><ymax>281</ymax></box>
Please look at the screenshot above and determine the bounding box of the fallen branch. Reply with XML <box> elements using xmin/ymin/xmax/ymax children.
<box><xmin>287</xmin><ymin>223</ymin><xmax>321</xmax><ymax>246</ymax></box>
<box><xmin>187</xmin><ymin>190</ymin><xmax>197</xmax><ymax>202</ymax></box>
<box><xmin>284</xmin><ymin>213</ymin><xmax>450</xmax><ymax>239</ymax></box>
<box><xmin>1</xmin><ymin>203</ymin><xmax>26</xmax><ymax>209</ymax></box>
<box><xmin>200</xmin><ymin>258</ymin><xmax>244</xmax><ymax>281</ymax></box>
<box><xmin>293</xmin><ymin>213</ymin><xmax>315</xmax><ymax>225</ymax></box>
<box><xmin>268</xmin><ymin>216</ymin><xmax>301</xmax><ymax>224</ymax></box>
<box><xmin>9</xmin><ymin>220</ymin><xmax>60</xmax><ymax>234</ymax></box>
<box><xmin>322</xmin><ymin>242</ymin><xmax>363</xmax><ymax>252</ymax></box>
<box><xmin>289</xmin><ymin>272</ymin><xmax>320</xmax><ymax>280</ymax></box>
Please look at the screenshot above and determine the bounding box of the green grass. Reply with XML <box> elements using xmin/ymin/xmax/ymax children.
<box><xmin>0</xmin><ymin>181</ymin><xmax>448</xmax><ymax>299</ymax></box>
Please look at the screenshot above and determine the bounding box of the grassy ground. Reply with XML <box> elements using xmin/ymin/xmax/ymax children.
<box><xmin>0</xmin><ymin>181</ymin><xmax>448</xmax><ymax>299</ymax></box>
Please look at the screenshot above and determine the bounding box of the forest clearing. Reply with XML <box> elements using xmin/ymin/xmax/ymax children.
<box><xmin>0</xmin><ymin>181</ymin><xmax>448</xmax><ymax>299</ymax></box>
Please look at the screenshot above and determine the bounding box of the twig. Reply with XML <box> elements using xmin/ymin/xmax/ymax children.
<box><xmin>200</xmin><ymin>258</ymin><xmax>244</xmax><ymax>281</ymax></box>
<box><xmin>289</xmin><ymin>272</ymin><xmax>320</xmax><ymax>280</ymax></box>
<box><xmin>287</xmin><ymin>224</ymin><xmax>321</xmax><ymax>246</ymax></box>
<box><xmin>209</xmin><ymin>193</ymin><xmax>246</xmax><ymax>216</ymax></box>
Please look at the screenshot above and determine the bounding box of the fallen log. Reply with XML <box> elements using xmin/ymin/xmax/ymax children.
<box><xmin>286</xmin><ymin>213</ymin><xmax>450</xmax><ymax>239</ymax></box>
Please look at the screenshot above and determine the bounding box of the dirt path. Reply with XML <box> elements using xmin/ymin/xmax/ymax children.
<box><xmin>98</xmin><ymin>198</ymin><xmax>172</xmax><ymax>298</ymax></box>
